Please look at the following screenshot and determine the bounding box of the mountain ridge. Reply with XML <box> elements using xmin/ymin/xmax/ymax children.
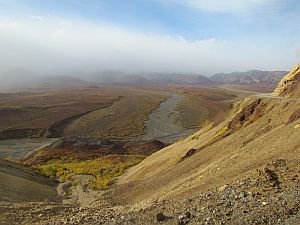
<box><xmin>273</xmin><ymin>64</ymin><xmax>300</xmax><ymax>98</ymax></box>
<box><xmin>211</xmin><ymin>70</ymin><xmax>288</xmax><ymax>85</ymax></box>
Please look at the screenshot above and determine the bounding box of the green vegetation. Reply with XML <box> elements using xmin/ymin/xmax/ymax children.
<box><xmin>35</xmin><ymin>155</ymin><xmax>145</xmax><ymax>189</ymax></box>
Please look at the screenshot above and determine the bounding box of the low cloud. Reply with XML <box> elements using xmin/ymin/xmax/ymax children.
<box><xmin>0</xmin><ymin>15</ymin><xmax>297</xmax><ymax>77</ymax></box>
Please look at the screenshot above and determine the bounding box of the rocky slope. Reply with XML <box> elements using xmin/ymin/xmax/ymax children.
<box><xmin>104</xmin><ymin>64</ymin><xmax>300</xmax><ymax>223</ymax></box>
<box><xmin>1</xmin><ymin>159</ymin><xmax>299</xmax><ymax>225</ymax></box>
<box><xmin>111</xmin><ymin>95</ymin><xmax>300</xmax><ymax>203</ymax></box>
<box><xmin>273</xmin><ymin>64</ymin><xmax>300</xmax><ymax>98</ymax></box>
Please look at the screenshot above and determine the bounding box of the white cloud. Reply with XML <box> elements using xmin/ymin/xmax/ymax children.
<box><xmin>0</xmin><ymin>15</ymin><xmax>297</xmax><ymax>77</ymax></box>
<box><xmin>28</xmin><ymin>15</ymin><xmax>44</xmax><ymax>20</ymax></box>
<box><xmin>164</xmin><ymin>0</ymin><xmax>282</xmax><ymax>13</ymax></box>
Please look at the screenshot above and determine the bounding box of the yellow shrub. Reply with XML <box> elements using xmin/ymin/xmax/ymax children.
<box><xmin>35</xmin><ymin>155</ymin><xmax>144</xmax><ymax>189</ymax></box>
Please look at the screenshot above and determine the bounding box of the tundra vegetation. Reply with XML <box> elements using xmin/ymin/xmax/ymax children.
<box><xmin>35</xmin><ymin>154</ymin><xmax>144</xmax><ymax>189</ymax></box>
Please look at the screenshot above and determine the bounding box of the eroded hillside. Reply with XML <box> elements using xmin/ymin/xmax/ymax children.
<box><xmin>111</xmin><ymin>95</ymin><xmax>300</xmax><ymax>204</ymax></box>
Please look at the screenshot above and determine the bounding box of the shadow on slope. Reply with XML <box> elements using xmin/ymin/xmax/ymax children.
<box><xmin>0</xmin><ymin>159</ymin><xmax>58</xmax><ymax>202</ymax></box>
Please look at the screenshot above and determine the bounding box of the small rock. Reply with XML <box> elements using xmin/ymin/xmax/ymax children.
<box><xmin>156</xmin><ymin>212</ymin><xmax>166</xmax><ymax>222</ymax></box>
<box><xmin>178</xmin><ymin>215</ymin><xmax>184</xmax><ymax>220</ymax></box>
<box><xmin>219</xmin><ymin>185</ymin><xmax>227</xmax><ymax>192</ymax></box>
<box><xmin>183</xmin><ymin>211</ymin><xmax>191</xmax><ymax>219</ymax></box>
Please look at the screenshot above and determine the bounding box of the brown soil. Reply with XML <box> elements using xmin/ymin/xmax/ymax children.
<box><xmin>22</xmin><ymin>138</ymin><xmax>166</xmax><ymax>165</ymax></box>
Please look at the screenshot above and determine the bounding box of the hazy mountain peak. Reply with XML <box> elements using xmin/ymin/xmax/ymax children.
<box><xmin>211</xmin><ymin>70</ymin><xmax>288</xmax><ymax>85</ymax></box>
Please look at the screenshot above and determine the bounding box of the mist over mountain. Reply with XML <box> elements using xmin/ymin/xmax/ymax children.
<box><xmin>210</xmin><ymin>70</ymin><xmax>288</xmax><ymax>85</ymax></box>
<box><xmin>0</xmin><ymin>69</ymin><xmax>96</xmax><ymax>91</ymax></box>
<box><xmin>0</xmin><ymin>68</ymin><xmax>291</xmax><ymax>91</ymax></box>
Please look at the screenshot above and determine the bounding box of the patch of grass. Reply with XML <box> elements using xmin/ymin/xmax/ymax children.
<box><xmin>35</xmin><ymin>155</ymin><xmax>145</xmax><ymax>189</ymax></box>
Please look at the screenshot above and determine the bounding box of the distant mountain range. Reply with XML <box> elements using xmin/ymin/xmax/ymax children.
<box><xmin>143</xmin><ymin>73</ymin><xmax>213</xmax><ymax>85</ymax></box>
<box><xmin>210</xmin><ymin>70</ymin><xmax>288</xmax><ymax>85</ymax></box>
<box><xmin>89</xmin><ymin>70</ymin><xmax>288</xmax><ymax>86</ymax></box>
<box><xmin>0</xmin><ymin>72</ymin><xmax>95</xmax><ymax>90</ymax></box>
<box><xmin>0</xmin><ymin>69</ymin><xmax>289</xmax><ymax>90</ymax></box>
<box><xmin>89</xmin><ymin>72</ymin><xmax>213</xmax><ymax>85</ymax></box>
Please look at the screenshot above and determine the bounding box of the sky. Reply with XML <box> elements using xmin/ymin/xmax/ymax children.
<box><xmin>0</xmin><ymin>0</ymin><xmax>299</xmax><ymax>77</ymax></box>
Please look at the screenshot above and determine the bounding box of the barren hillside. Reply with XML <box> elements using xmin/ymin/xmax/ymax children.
<box><xmin>112</xmin><ymin>94</ymin><xmax>300</xmax><ymax>204</ymax></box>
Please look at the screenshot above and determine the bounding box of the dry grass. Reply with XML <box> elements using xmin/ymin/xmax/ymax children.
<box><xmin>64</xmin><ymin>89</ymin><xmax>169</xmax><ymax>139</ymax></box>
<box><xmin>0</xmin><ymin>88</ymin><xmax>120</xmax><ymax>132</ymax></box>
<box><xmin>175</xmin><ymin>86</ymin><xmax>237</xmax><ymax>129</ymax></box>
